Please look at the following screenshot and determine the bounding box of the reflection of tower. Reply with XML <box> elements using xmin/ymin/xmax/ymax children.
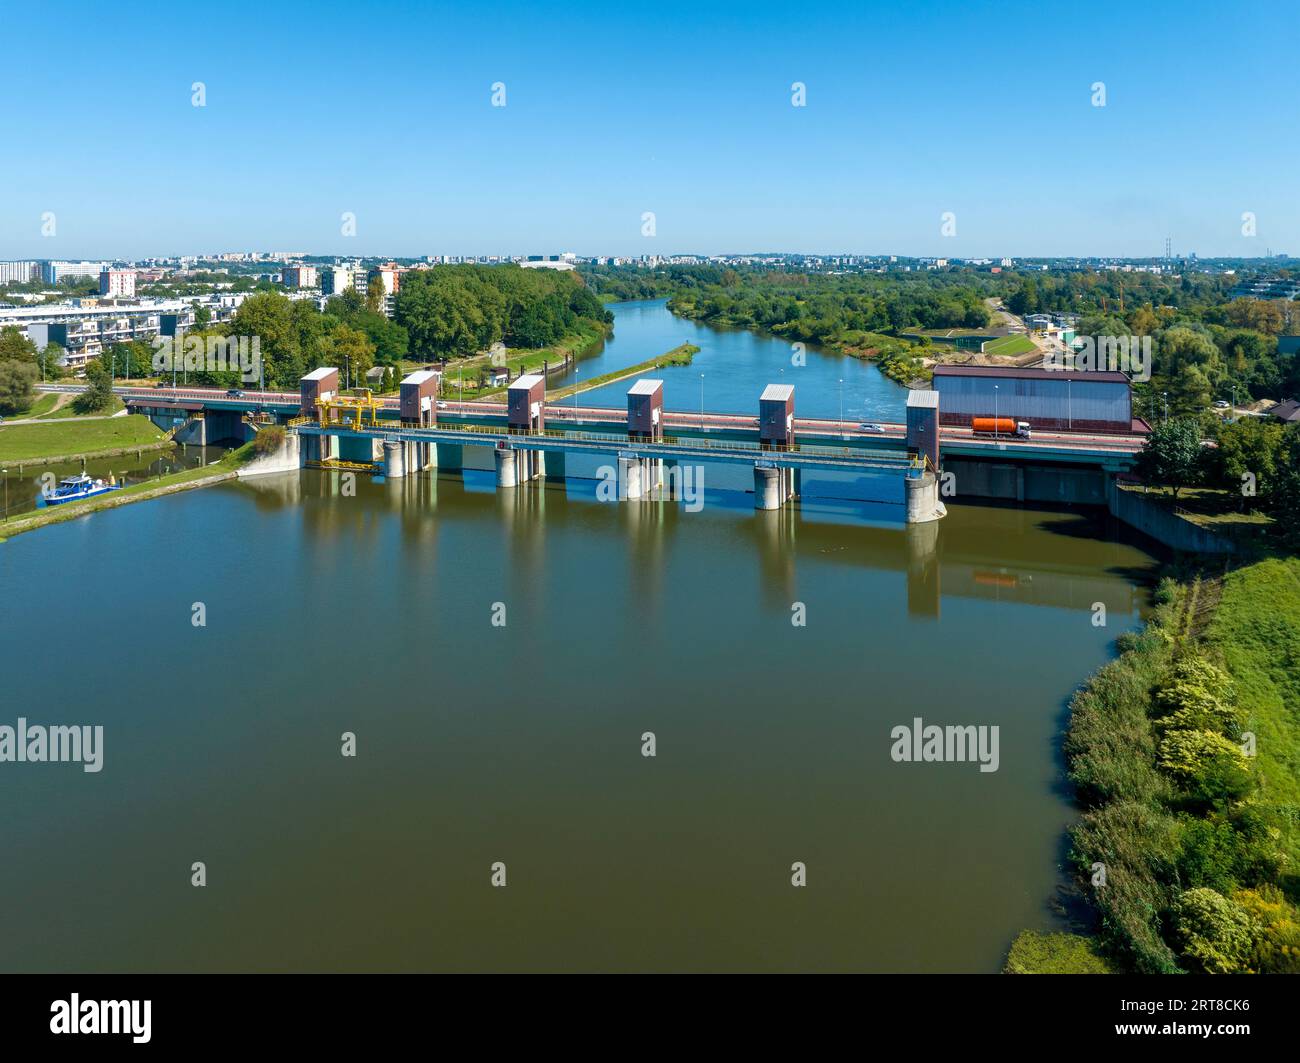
<box><xmin>905</xmin><ymin>519</ymin><xmax>941</xmax><ymax>620</ymax></box>
<box><xmin>755</xmin><ymin>504</ymin><xmax>798</xmax><ymax>609</ymax></box>
<box><xmin>624</xmin><ymin>491</ymin><xmax>666</xmax><ymax>620</ymax></box>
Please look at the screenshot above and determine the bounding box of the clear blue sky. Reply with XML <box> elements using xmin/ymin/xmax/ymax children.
<box><xmin>3</xmin><ymin>0</ymin><xmax>1296</xmax><ymax>260</ymax></box>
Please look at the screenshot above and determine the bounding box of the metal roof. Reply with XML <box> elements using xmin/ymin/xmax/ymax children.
<box><xmin>401</xmin><ymin>370</ymin><xmax>438</xmax><ymax>385</ymax></box>
<box><xmin>628</xmin><ymin>378</ymin><xmax>663</xmax><ymax>396</ymax></box>
<box><xmin>302</xmin><ymin>366</ymin><xmax>337</xmax><ymax>381</ymax></box>
<box><xmin>906</xmin><ymin>389</ymin><xmax>939</xmax><ymax>408</ymax></box>
<box><xmin>509</xmin><ymin>373</ymin><xmax>545</xmax><ymax>389</ymax></box>
<box><xmin>931</xmin><ymin>365</ymin><xmax>1130</xmax><ymax>384</ymax></box>
<box><xmin>760</xmin><ymin>383</ymin><xmax>794</xmax><ymax>402</ymax></box>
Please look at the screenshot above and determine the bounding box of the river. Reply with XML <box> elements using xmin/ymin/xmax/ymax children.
<box><xmin>0</xmin><ymin>300</ymin><xmax>1157</xmax><ymax>972</ymax></box>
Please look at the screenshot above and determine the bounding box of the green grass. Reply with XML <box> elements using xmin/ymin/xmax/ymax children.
<box><xmin>1003</xmin><ymin>931</ymin><xmax>1116</xmax><ymax>974</ymax></box>
<box><xmin>549</xmin><ymin>343</ymin><xmax>700</xmax><ymax>401</ymax></box>
<box><xmin>982</xmin><ymin>334</ymin><xmax>1037</xmax><ymax>357</ymax></box>
<box><xmin>9</xmin><ymin>393</ymin><xmax>60</xmax><ymax>419</ymax></box>
<box><xmin>0</xmin><ymin>413</ymin><xmax>165</xmax><ymax>463</ymax></box>
<box><xmin>1203</xmin><ymin>557</ymin><xmax>1300</xmax><ymax>868</ymax></box>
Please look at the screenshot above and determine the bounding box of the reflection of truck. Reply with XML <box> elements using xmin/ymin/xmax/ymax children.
<box><xmin>972</xmin><ymin>416</ymin><xmax>1031</xmax><ymax>439</ymax></box>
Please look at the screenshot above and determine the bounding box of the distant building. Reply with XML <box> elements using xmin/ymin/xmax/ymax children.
<box><xmin>1229</xmin><ymin>276</ymin><xmax>1300</xmax><ymax>301</ymax></box>
<box><xmin>282</xmin><ymin>265</ymin><xmax>318</xmax><ymax>289</ymax></box>
<box><xmin>1268</xmin><ymin>399</ymin><xmax>1300</xmax><ymax>423</ymax></box>
<box><xmin>42</xmin><ymin>261</ymin><xmax>108</xmax><ymax>285</ymax></box>
<box><xmin>0</xmin><ymin>260</ymin><xmax>40</xmax><ymax>285</ymax></box>
<box><xmin>99</xmin><ymin>269</ymin><xmax>136</xmax><ymax>298</ymax></box>
<box><xmin>319</xmin><ymin>267</ymin><xmax>354</xmax><ymax>297</ymax></box>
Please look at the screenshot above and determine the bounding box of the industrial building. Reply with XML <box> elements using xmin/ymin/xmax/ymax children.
<box><xmin>931</xmin><ymin>365</ymin><xmax>1139</xmax><ymax>434</ymax></box>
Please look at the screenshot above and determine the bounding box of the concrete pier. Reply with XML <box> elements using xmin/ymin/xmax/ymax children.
<box><xmin>905</xmin><ymin>471</ymin><xmax>947</xmax><ymax>523</ymax></box>
<box><xmin>754</xmin><ymin>463</ymin><xmax>783</xmax><ymax>510</ymax></box>
<box><xmin>494</xmin><ymin>445</ymin><xmax>518</xmax><ymax>488</ymax></box>
<box><xmin>383</xmin><ymin>440</ymin><xmax>406</xmax><ymax>479</ymax></box>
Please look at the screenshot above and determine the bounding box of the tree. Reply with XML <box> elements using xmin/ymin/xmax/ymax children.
<box><xmin>0</xmin><ymin>326</ymin><xmax>39</xmax><ymax>363</ymax></box>
<box><xmin>323</xmin><ymin>324</ymin><xmax>375</xmax><ymax>389</ymax></box>
<box><xmin>366</xmin><ymin>275</ymin><xmax>386</xmax><ymax>314</ymax></box>
<box><xmin>1210</xmin><ymin>416</ymin><xmax>1285</xmax><ymax>506</ymax></box>
<box><xmin>230</xmin><ymin>292</ymin><xmax>301</xmax><ymax>388</ymax></box>
<box><xmin>0</xmin><ymin>359</ymin><xmax>38</xmax><ymax>414</ymax></box>
<box><xmin>72</xmin><ymin>360</ymin><xmax>115</xmax><ymax>414</ymax></box>
<box><xmin>1135</xmin><ymin>418</ymin><xmax>1203</xmax><ymax>498</ymax></box>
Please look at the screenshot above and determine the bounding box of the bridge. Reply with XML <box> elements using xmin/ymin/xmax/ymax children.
<box><xmin>43</xmin><ymin>365</ymin><xmax>1146</xmax><ymax>522</ymax></box>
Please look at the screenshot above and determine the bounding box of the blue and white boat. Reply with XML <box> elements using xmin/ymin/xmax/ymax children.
<box><xmin>42</xmin><ymin>473</ymin><xmax>121</xmax><ymax>506</ymax></box>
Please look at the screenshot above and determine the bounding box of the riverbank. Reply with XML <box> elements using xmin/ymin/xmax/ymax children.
<box><xmin>548</xmin><ymin>343</ymin><xmax>699</xmax><ymax>401</ymax></box>
<box><xmin>439</xmin><ymin>321</ymin><xmax>611</xmax><ymax>399</ymax></box>
<box><xmin>0</xmin><ymin>413</ymin><xmax>167</xmax><ymax>464</ymax></box>
<box><xmin>1010</xmin><ymin>554</ymin><xmax>1300</xmax><ymax>973</ymax></box>
<box><xmin>0</xmin><ymin>442</ymin><xmax>254</xmax><ymax>541</ymax></box>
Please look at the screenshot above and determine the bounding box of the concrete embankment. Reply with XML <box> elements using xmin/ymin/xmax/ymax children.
<box><xmin>1105</xmin><ymin>480</ymin><xmax>1237</xmax><ymax>555</ymax></box>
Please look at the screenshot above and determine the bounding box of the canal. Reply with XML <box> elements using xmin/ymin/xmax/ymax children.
<box><xmin>0</xmin><ymin>301</ymin><xmax>1158</xmax><ymax>972</ymax></box>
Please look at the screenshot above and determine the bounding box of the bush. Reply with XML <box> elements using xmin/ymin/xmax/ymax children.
<box><xmin>252</xmin><ymin>425</ymin><xmax>287</xmax><ymax>455</ymax></box>
<box><xmin>1173</xmin><ymin>887</ymin><xmax>1253</xmax><ymax>973</ymax></box>
<box><xmin>1003</xmin><ymin>931</ymin><xmax>1115</xmax><ymax>974</ymax></box>
<box><xmin>1157</xmin><ymin>730</ymin><xmax>1253</xmax><ymax>805</ymax></box>
<box><xmin>1235</xmin><ymin>885</ymin><xmax>1300</xmax><ymax>973</ymax></box>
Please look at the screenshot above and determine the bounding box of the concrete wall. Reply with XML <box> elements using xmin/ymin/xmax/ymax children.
<box><xmin>1105</xmin><ymin>480</ymin><xmax>1236</xmax><ymax>554</ymax></box>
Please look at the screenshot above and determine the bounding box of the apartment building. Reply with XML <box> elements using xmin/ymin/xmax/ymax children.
<box><xmin>99</xmin><ymin>269</ymin><xmax>137</xmax><ymax>298</ymax></box>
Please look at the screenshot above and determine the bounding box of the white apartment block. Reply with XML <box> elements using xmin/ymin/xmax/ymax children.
<box><xmin>99</xmin><ymin>269</ymin><xmax>137</xmax><ymax>298</ymax></box>
<box><xmin>0</xmin><ymin>261</ymin><xmax>40</xmax><ymax>285</ymax></box>
<box><xmin>42</xmin><ymin>260</ymin><xmax>108</xmax><ymax>285</ymax></box>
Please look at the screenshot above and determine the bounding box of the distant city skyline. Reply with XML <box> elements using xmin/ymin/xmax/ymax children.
<box><xmin>4</xmin><ymin>0</ymin><xmax>1298</xmax><ymax>260</ymax></box>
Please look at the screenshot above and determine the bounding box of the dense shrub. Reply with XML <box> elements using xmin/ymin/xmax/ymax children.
<box><xmin>1174</xmin><ymin>888</ymin><xmax>1254</xmax><ymax>973</ymax></box>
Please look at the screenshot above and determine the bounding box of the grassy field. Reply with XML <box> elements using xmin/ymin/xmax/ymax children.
<box><xmin>982</xmin><ymin>334</ymin><xmax>1037</xmax><ymax>357</ymax></box>
<box><xmin>0</xmin><ymin>414</ymin><xmax>164</xmax><ymax>463</ymax></box>
<box><xmin>8</xmin><ymin>393</ymin><xmax>61</xmax><ymax>419</ymax></box>
<box><xmin>1203</xmin><ymin>557</ymin><xmax>1300</xmax><ymax>867</ymax></box>
<box><xmin>440</xmin><ymin>322</ymin><xmax>611</xmax><ymax>399</ymax></box>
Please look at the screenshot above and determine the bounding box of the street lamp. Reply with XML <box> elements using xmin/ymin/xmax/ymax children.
<box><xmin>838</xmin><ymin>377</ymin><xmax>845</xmax><ymax>441</ymax></box>
<box><xmin>994</xmin><ymin>384</ymin><xmax>1000</xmax><ymax>439</ymax></box>
<box><xmin>1067</xmin><ymin>377</ymin><xmax>1072</xmax><ymax>430</ymax></box>
<box><xmin>1163</xmin><ymin>391</ymin><xmax>1169</xmax><ymax>423</ymax></box>
<box><xmin>699</xmin><ymin>372</ymin><xmax>705</xmax><ymax>431</ymax></box>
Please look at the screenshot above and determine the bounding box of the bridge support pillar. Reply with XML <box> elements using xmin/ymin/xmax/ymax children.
<box><xmin>495</xmin><ymin>445</ymin><xmax>519</xmax><ymax>488</ymax></box>
<box><xmin>754</xmin><ymin>463</ymin><xmax>783</xmax><ymax>510</ymax></box>
<box><xmin>905</xmin><ymin>471</ymin><xmax>947</xmax><ymax>524</ymax></box>
<box><xmin>383</xmin><ymin>440</ymin><xmax>406</xmax><ymax>479</ymax></box>
<box><xmin>619</xmin><ymin>454</ymin><xmax>647</xmax><ymax>500</ymax></box>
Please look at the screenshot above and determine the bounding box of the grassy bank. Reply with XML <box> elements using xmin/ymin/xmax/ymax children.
<box><xmin>0</xmin><ymin>413</ymin><xmax>165</xmax><ymax>463</ymax></box>
<box><xmin>1010</xmin><ymin>556</ymin><xmax>1300</xmax><ymax>973</ymax></box>
<box><xmin>549</xmin><ymin>343</ymin><xmax>700</xmax><ymax>401</ymax></box>
<box><xmin>441</xmin><ymin>321</ymin><xmax>611</xmax><ymax>399</ymax></box>
<box><xmin>0</xmin><ymin>442</ymin><xmax>255</xmax><ymax>540</ymax></box>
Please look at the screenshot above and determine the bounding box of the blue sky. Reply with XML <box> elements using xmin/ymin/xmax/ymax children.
<box><xmin>3</xmin><ymin>0</ymin><xmax>1296</xmax><ymax>260</ymax></box>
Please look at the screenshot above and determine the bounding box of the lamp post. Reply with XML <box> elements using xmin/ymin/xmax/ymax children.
<box><xmin>1162</xmin><ymin>391</ymin><xmax>1168</xmax><ymax>423</ymax></box>
<box><xmin>994</xmin><ymin>384</ymin><xmax>999</xmax><ymax>439</ymax></box>
<box><xmin>838</xmin><ymin>377</ymin><xmax>844</xmax><ymax>440</ymax></box>
<box><xmin>1067</xmin><ymin>377</ymin><xmax>1072</xmax><ymax>430</ymax></box>
<box><xmin>699</xmin><ymin>372</ymin><xmax>705</xmax><ymax>431</ymax></box>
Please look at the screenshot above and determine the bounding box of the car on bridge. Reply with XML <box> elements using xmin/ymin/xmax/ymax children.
<box><xmin>860</xmin><ymin>422</ymin><xmax>885</xmax><ymax>433</ymax></box>
<box><xmin>226</xmin><ymin>388</ymin><xmax>246</xmax><ymax>398</ymax></box>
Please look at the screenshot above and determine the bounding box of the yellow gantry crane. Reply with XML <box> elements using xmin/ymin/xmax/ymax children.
<box><xmin>314</xmin><ymin>388</ymin><xmax>385</xmax><ymax>431</ymax></box>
